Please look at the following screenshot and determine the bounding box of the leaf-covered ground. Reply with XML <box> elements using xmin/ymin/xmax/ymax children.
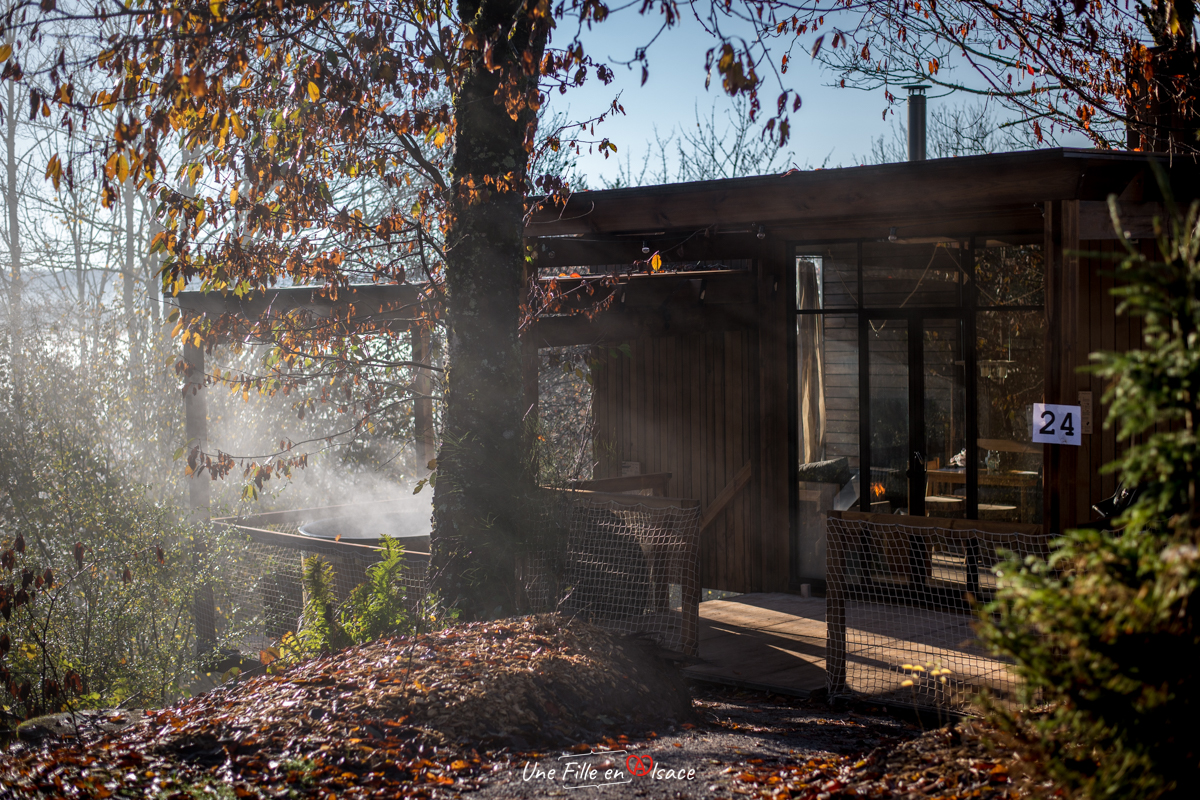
<box><xmin>0</xmin><ymin>616</ymin><xmax>1051</xmax><ymax>799</ymax></box>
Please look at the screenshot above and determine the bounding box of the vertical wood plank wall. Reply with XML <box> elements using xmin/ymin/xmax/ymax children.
<box><xmin>1049</xmin><ymin>229</ymin><xmax>1156</xmax><ymax>531</ymax></box>
<box><xmin>590</xmin><ymin>258</ymin><xmax>791</xmax><ymax>594</ymax></box>
<box><xmin>592</xmin><ymin>331</ymin><xmax>764</xmax><ymax>592</ymax></box>
<box><xmin>1067</xmin><ymin>238</ymin><xmax>1155</xmax><ymax>528</ymax></box>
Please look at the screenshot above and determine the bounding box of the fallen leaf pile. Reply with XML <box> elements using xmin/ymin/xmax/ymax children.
<box><xmin>728</xmin><ymin>722</ymin><xmax>1049</xmax><ymax>799</ymax></box>
<box><xmin>0</xmin><ymin>615</ymin><xmax>693</xmax><ymax>798</ymax></box>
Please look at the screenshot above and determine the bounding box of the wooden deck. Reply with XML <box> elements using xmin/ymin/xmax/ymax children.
<box><xmin>683</xmin><ymin>592</ymin><xmax>1019</xmax><ymax>705</ymax></box>
<box><xmin>683</xmin><ymin>593</ymin><xmax>829</xmax><ymax>696</ymax></box>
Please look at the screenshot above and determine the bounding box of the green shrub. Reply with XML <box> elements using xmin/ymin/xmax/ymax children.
<box><xmin>977</xmin><ymin>171</ymin><xmax>1200</xmax><ymax>798</ymax></box>
<box><xmin>0</xmin><ymin>364</ymin><xmax>213</xmax><ymax>724</ymax></box>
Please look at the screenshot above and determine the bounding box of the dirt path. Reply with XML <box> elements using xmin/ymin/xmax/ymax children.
<box><xmin>471</xmin><ymin>685</ymin><xmax>921</xmax><ymax>799</ymax></box>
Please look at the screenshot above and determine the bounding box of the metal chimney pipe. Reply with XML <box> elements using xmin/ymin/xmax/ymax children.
<box><xmin>906</xmin><ymin>85</ymin><xmax>928</xmax><ymax>161</ymax></box>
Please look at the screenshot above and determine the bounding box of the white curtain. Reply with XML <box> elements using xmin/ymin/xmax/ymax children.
<box><xmin>797</xmin><ymin>261</ymin><xmax>826</xmax><ymax>464</ymax></box>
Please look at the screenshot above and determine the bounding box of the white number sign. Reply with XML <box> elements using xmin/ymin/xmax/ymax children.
<box><xmin>1032</xmin><ymin>403</ymin><xmax>1082</xmax><ymax>446</ymax></box>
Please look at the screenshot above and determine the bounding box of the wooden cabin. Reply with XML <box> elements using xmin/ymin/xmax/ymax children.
<box><xmin>522</xmin><ymin>148</ymin><xmax>1199</xmax><ymax>595</ymax></box>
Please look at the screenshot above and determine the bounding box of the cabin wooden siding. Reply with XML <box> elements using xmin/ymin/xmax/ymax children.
<box><xmin>592</xmin><ymin>332</ymin><xmax>758</xmax><ymax>592</ymax></box>
<box><xmin>589</xmin><ymin>258</ymin><xmax>792</xmax><ymax>593</ymax></box>
<box><xmin>1049</xmin><ymin>233</ymin><xmax>1160</xmax><ymax>531</ymax></box>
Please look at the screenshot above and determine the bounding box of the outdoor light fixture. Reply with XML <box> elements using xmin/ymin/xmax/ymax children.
<box><xmin>888</xmin><ymin>227</ymin><xmax>899</xmax><ymax>243</ymax></box>
<box><xmin>641</xmin><ymin>241</ymin><xmax>651</xmax><ymax>254</ymax></box>
<box><xmin>979</xmin><ymin>361</ymin><xmax>1013</xmax><ymax>381</ymax></box>
<box><xmin>547</xmin><ymin>250</ymin><xmax>555</xmax><ymax>259</ymax></box>
<box><xmin>756</xmin><ymin>225</ymin><xmax>766</xmax><ymax>240</ymax></box>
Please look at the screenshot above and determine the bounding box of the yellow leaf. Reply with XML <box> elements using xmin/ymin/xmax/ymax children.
<box><xmin>307</xmin><ymin>81</ymin><xmax>320</xmax><ymax>102</ymax></box>
<box><xmin>433</xmin><ymin>131</ymin><xmax>446</xmax><ymax>148</ymax></box>
<box><xmin>116</xmin><ymin>154</ymin><xmax>129</xmax><ymax>183</ymax></box>
<box><xmin>210</xmin><ymin>0</ymin><xmax>223</xmax><ymax>18</ymax></box>
<box><xmin>195</xmin><ymin>209</ymin><xmax>206</xmax><ymax>227</ymax></box>
<box><xmin>229</xmin><ymin>187</ymin><xmax>238</xmax><ymax>204</ymax></box>
<box><xmin>230</xmin><ymin>113</ymin><xmax>245</xmax><ymax>138</ymax></box>
<box><xmin>650</xmin><ymin>253</ymin><xmax>662</xmax><ymax>272</ymax></box>
<box><xmin>0</xmin><ymin>44</ymin><xmax>12</xmax><ymax>64</ymax></box>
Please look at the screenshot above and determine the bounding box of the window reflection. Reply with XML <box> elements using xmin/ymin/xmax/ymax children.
<box><xmin>975</xmin><ymin>310</ymin><xmax>1045</xmax><ymax>523</ymax></box>
<box><xmin>976</xmin><ymin>244</ymin><xmax>1044</xmax><ymax>307</ymax></box>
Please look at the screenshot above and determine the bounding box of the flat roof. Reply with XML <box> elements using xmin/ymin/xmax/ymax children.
<box><xmin>525</xmin><ymin>148</ymin><xmax>1182</xmax><ymax>245</ymax></box>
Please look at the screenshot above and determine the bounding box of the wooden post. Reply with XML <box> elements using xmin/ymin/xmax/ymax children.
<box><xmin>1044</xmin><ymin>200</ymin><xmax>1080</xmax><ymax>533</ymax></box>
<box><xmin>758</xmin><ymin>245</ymin><xmax>792</xmax><ymax>591</ymax></box>
<box><xmin>519</xmin><ymin>262</ymin><xmax>539</xmax><ymax>481</ymax></box>
<box><xmin>683</xmin><ymin>506</ymin><xmax>702</xmax><ymax>658</ymax></box>
<box><xmin>411</xmin><ymin>323</ymin><xmax>436</xmax><ymax>469</ymax></box>
<box><xmin>522</xmin><ymin>339</ymin><xmax>539</xmax><ymax>459</ymax></box>
<box><xmin>183</xmin><ymin>339</ymin><xmax>218</xmax><ymax>660</ymax></box>
<box><xmin>825</xmin><ymin>511</ymin><xmax>848</xmax><ymax>693</ymax></box>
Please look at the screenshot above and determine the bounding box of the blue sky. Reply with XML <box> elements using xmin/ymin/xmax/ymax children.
<box><xmin>543</xmin><ymin>11</ymin><xmax>902</xmax><ymax>184</ymax></box>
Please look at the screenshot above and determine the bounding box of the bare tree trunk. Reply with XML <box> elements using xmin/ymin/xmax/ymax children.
<box><xmin>144</xmin><ymin>191</ymin><xmax>161</xmax><ymax>326</ymax></box>
<box><xmin>429</xmin><ymin>0</ymin><xmax>546</xmax><ymax>620</ymax></box>
<box><xmin>66</xmin><ymin>185</ymin><xmax>87</xmax><ymax>365</ymax></box>
<box><xmin>124</xmin><ymin>175</ymin><xmax>138</xmax><ymax>369</ymax></box>
<box><xmin>5</xmin><ymin>79</ymin><xmax>21</xmax><ymax>358</ymax></box>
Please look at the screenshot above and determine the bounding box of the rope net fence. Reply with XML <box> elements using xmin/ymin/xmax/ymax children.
<box><xmin>826</xmin><ymin>511</ymin><xmax>1052</xmax><ymax>711</ymax></box>
<box><xmin>518</xmin><ymin>491</ymin><xmax>702</xmax><ymax>655</ymax></box>
<box><xmin>195</xmin><ymin>493</ymin><xmax>702</xmax><ymax>663</ymax></box>
<box><xmin>196</xmin><ymin>517</ymin><xmax>429</xmax><ymax>664</ymax></box>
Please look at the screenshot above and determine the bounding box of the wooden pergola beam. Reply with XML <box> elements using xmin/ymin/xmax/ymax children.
<box><xmin>173</xmin><ymin>283</ymin><xmax>425</xmax><ymax>327</ymax></box>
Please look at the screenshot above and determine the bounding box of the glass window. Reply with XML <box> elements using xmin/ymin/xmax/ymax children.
<box><xmin>975</xmin><ymin>310</ymin><xmax>1046</xmax><ymax>524</ymax></box>
<box><xmin>867</xmin><ymin>318</ymin><xmax>909</xmax><ymax>513</ymax></box>
<box><xmin>862</xmin><ymin>241</ymin><xmax>966</xmax><ymax>308</ymax></box>
<box><xmin>922</xmin><ymin>319</ymin><xmax>967</xmax><ymax>519</ymax></box>
<box><xmin>820</xmin><ymin>315</ymin><xmax>859</xmax><ymax>469</ymax></box>
<box><xmin>795</xmin><ymin>301</ymin><xmax>856</xmax><ymax>583</ymax></box>
<box><xmin>976</xmin><ymin>243</ymin><xmax>1044</xmax><ymax>307</ymax></box>
<box><xmin>798</xmin><ymin>243</ymin><xmax>858</xmax><ymax>309</ymax></box>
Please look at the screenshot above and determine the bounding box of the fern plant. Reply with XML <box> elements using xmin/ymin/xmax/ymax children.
<box><xmin>297</xmin><ymin>555</ymin><xmax>349</xmax><ymax>653</ymax></box>
<box><xmin>342</xmin><ymin>535</ymin><xmax>412</xmax><ymax>645</ymax></box>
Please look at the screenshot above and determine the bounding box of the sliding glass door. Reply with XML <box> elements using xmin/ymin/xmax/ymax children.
<box><xmin>863</xmin><ymin>315</ymin><xmax>965</xmax><ymax>518</ymax></box>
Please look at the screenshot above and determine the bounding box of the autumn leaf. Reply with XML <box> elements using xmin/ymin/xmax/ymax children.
<box><xmin>0</xmin><ymin>43</ymin><xmax>11</xmax><ymax>63</ymax></box>
<box><xmin>307</xmin><ymin>81</ymin><xmax>320</xmax><ymax>102</ymax></box>
<box><xmin>650</xmin><ymin>253</ymin><xmax>662</xmax><ymax>272</ymax></box>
